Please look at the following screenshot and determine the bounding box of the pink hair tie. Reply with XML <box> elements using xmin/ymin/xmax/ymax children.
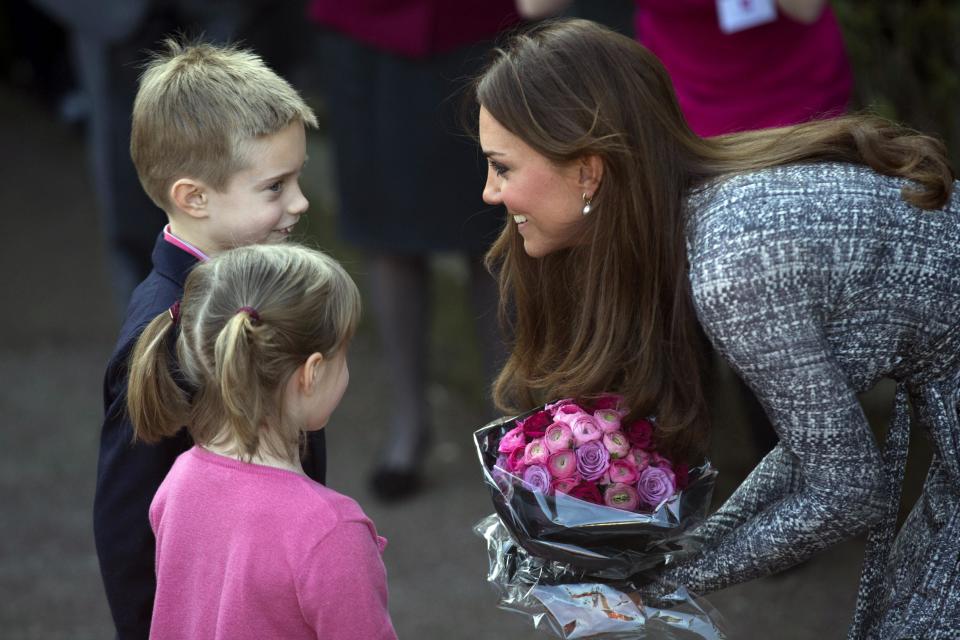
<box><xmin>236</xmin><ymin>306</ymin><xmax>261</xmax><ymax>325</ymax></box>
<box><xmin>168</xmin><ymin>300</ymin><xmax>181</xmax><ymax>325</ymax></box>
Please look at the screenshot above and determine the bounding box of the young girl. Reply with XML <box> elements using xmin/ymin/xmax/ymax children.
<box><xmin>474</xmin><ymin>18</ymin><xmax>959</xmax><ymax>639</ymax></box>
<box><xmin>126</xmin><ymin>243</ymin><xmax>397</xmax><ymax>640</ymax></box>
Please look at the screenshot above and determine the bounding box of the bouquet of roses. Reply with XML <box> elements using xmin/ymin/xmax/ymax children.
<box><xmin>473</xmin><ymin>395</ymin><xmax>726</xmax><ymax>639</ymax></box>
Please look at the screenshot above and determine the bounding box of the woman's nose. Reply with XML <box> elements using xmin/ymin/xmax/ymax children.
<box><xmin>482</xmin><ymin>173</ymin><xmax>501</xmax><ymax>206</ymax></box>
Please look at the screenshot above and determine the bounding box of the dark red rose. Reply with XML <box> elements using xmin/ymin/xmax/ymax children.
<box><xmin>591</xmin><ymin>394</ymin><xmax>624</xmax><ymax>412</ymax></box>
<box><xmin>519</xmin><ymin>410</ymin><xmax>552</xmax><ymax>438</ymax></box>
<box><xmin>623</xmin><ymin>419</ymin><xmax>654</xmax><ymax>449</ymax></box>
<box><xmin>567</xmin><ymin>481</ymin><xmax>603</xmax><ymax>505</ymax></box>
<box><xmin>674</xmin><ymin>462</ymin><xmax>690</xmax><ymax>491</ymax></box>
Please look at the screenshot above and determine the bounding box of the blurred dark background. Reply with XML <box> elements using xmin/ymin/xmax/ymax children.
<box><xmin>0</xmin><ymin>1</ymin><xmax>956</xmax><ymax>638</ymax></box>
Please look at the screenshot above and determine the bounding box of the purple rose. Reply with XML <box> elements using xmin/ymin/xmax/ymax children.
<box><xmin>544</xmin><ymin>422</ymin><xmax>574</xmax><ymax>452</ymax></box>
<box><xmin>575</xmin><ymin>440</ymin><xmax>610</xmax><ymax>481</ymax></box>
<box><xmin>522</xmin><ymin>464</ymin><xmax>552</xmax><ymax>494</ymax></box>
<box><xmin>602</xmin><ymin>431</ymin><xmax>631</xmax><ymax>459</ymax></box>
<box><xmin>491</xmin><ymin>463</ymin><xmax>513</xmax><ymax>495</ymax></box>
<box><xmin>497</xmin><ymin>425</ymin><xmax>527</xmax><ymax>454</ymax></box>
<box><xmin>547</xmin><ymin>450</ymin><xmax>578</xmax><ymax>479</ymax></box>
<box><xmin>636</xmin><ymin>465</ymin><xmax>677</xmax><ymax>508</ymax></box>
<box><xmin>604</xmin><ymin>482</ymin><xmax>640</xmax><ymax>511</ymax></box>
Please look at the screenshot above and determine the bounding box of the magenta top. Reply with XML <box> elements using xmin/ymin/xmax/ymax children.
<box><xmin>307</xmin><ymin>0</ymin><xmax>519</xmax><ymax>58</ymax></box>
<box><xmin>149</xmin><ymin>447</ymin><xmax>397</xmax><ymax>640</ymax></box>
<box><xmin>635</xmin><ymin>0</ymin><xmax>851</xmax><ymax>136</ymax></box>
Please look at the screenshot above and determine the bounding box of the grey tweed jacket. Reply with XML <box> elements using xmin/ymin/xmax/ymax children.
<box><xmin>669</xmin><ymin>162</ymin><xmax>960</xmax><ymax>639</ymax></box>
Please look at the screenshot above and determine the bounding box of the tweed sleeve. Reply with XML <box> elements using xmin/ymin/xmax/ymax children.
<box><xmin>664</xmin><ymin>200</ymin><xmax>887</xmax><ymax>594</ymax></box>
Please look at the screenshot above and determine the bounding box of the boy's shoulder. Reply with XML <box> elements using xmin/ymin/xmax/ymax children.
<box><xmin>111</xmin><ymin>235</ymin><xmax>200</xmax><ymax>358</ymax></box>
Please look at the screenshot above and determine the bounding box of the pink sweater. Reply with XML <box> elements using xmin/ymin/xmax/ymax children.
<box><xmin>148</xmin><ymin>447</ymin><xmax>397</xmax><ymax>640</ymax></box>
<box><xmin>635</xmin><ymin>0</ymin><xmax>851</xmax><ymax>136</ymax></box>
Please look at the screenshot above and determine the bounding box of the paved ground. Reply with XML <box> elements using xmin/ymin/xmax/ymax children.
<box><xmin>0</xmin><ymin>82</ymin><xmax>933</xmax><ymax>639</ymax></box>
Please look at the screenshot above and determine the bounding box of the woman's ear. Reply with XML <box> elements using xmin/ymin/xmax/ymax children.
<box><xmin>578</xmin><ymin>154</ymin><xmax>604</xmax><ymax>197</ymax></box>
<box><xmin>170</xmin><ymin>178</ymin><xmax>210</xmax><ymax>219</ymax></box>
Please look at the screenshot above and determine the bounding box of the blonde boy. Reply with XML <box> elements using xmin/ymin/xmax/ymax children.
<box><xmin>94</xmin><ymin>39</ymin><xmax>320</xmax><ymax>639</ymax></box>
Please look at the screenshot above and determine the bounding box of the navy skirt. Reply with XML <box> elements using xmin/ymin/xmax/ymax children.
<box><xmin>317</xmin><ymin>31</ymin><xmax>505</xmax><ymax>254</ymax></box>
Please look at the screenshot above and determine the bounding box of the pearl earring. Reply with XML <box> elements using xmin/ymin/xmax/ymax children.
<box><xmin>581</xmin><ymin>192</ymin><xmax>593</xmax><ymax>216</ymax></box>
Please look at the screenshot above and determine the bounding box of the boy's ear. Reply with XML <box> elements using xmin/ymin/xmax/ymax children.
<box><xmin>577</xmin><ymin>155</ymin><xmax>603</xmax><ymax>196</ymax></box>
<box><xmin>170</xmin><ymin>178</ymin><xmax>210</xmax><ymax>219</ymax></box>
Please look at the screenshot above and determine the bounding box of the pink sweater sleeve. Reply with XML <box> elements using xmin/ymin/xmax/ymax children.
<box><xmin>297</xmin><ymin>517</ymin><xmax>397</xmax><ymax>639</ymax></box>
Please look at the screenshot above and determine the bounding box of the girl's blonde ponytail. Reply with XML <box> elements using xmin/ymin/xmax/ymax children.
<box><xmin>214</xmin><ymin>312</ymin><xmax>265</xmax><ymax>456</ymax></box>
<box><xmin>127</xmin><ymin>311</ymin><xmax>190</xmax><ymax>443</ymax></box>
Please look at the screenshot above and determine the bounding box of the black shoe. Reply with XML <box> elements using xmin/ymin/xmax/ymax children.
<box><xmin>369</xmin><ymin>429</ymin><xmax>431</xmax><ymax>502</ymax></box>
<box><xmin>369</xmin><ymin>465</ymin><xmax>422</xmax><ymax>502</ymax></box>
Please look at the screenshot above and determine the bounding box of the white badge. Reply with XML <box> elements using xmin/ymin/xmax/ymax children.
<box><xmin>716</xmin><ymin>0</ymin><xmax>777</xmax><ymax>34</ymax></box>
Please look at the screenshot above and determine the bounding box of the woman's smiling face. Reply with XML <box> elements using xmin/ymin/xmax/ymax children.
<box><xmin>479</xmin><ymin>106</ymin><xmax>590</xmax><ymax>258</ymax></box>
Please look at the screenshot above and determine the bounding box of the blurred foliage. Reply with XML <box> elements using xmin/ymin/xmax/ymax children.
<box><xmin>833</xmin><ymin>0</ymin><xmax>960</xmax><ymax>167</ymax></box>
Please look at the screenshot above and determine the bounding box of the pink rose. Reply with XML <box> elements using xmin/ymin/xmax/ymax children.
<box><xmin>519</xmin><ymin>411</ymin><xmax>552</xmax><ymax>438</ymax></box>
<box><xmin>636</xmin><ymin>466</ymin><xmax>677</xmax><ymax>508</ymax></box>
<box><xmin>575</xmin><ymin>440</ymin><xmax>610</xmax><ymax>481</ymax></box>
<box><xmin>546</xmin><ymin>450</ymin><xmax>578</xmax><ymax>479</ymax></box>
<box><xmin>570</xmin><ymin>414</ymin><xmax>603</xmax><ymax>445</ymax></box>
<box><xmin>608</xmin><ymin>459</ymin><xmax>638</xmax><ymax>485</ymax></box>
<box><xmin>522</xmin><ymin>464</ymin><xmax>552</xmax><ymax>494</ymax></box>
<box><xmin>543</xmin><ymin>422</ymin><xmax>574</xmax><ymax>452</ymax></box>
<box><xmin>545</xmin><ymin>398</ymin><xmax>577</xmax><ymax>413</ymax></box>
<box><xmin>602</xmin><ymin>431</ymin><xmax>631</xmax><ymax>459</ymax></box>
<box><xmin>506</xmin><ymin>447</ymin><xmax>527</xmax><ymax>474</ymax></box>
<box><xmin>591</xmin><ymin>394</ymin><xmax>624</xmax><ymax>412</ymax></box>
<box><xmin>552</xmin><ymin>403</ymin><xmax>587</xmax><ymax>426</ymax></box>
<box><xmin>523</xmin><ymin>438</ymin><xmax>549</xmax><ymax>466</ymax></box>
<box><xmin>594</xmin><ymin>409</ymin><xmax>622</xmax><ymax>433</ymax></box>
<box><xmin>552</xmin><ymin>477</ymin><xmax>580</xmax><ymax>495</ymax></box>
<box><xmin>604</xmin><ymin>482</ymin><xmax>640</xmax><ymax>511</ymax></box>
<box><xmin>652</xmin><ymin>452</ymin><xmax>673</xmax><ymax>470</ymax></box>
<box><xmin>497</xmin><ymin>425</ymin><xmax>527</xmax><ymax>454</ymax></box>
<box><xmin>568</xmin><ymin>482</ymin><xmax>603</xmax><ymax>504</ymax></box>
<box><xmin>627</xmin><ymin>448</ymin><xmax>651</xmax><ymax>472</ymax></box>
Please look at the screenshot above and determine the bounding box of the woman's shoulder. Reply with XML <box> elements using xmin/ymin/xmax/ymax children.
<box><xmin>689</xmin><ymin>162</ymin><xmax>900</xmax><ymax>218</ymax></box>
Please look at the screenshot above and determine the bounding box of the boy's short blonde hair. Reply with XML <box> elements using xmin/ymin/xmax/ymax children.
<box><xmin>131</xmin><ymin>39</ymin><xmax>318</xmax><ymax>211</ymax></box>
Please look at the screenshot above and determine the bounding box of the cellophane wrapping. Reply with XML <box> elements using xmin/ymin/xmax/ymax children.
<box><xmin>473</xmin><ymin>410</ymin><xmax>728</xmax><ymax>639</ymax></box>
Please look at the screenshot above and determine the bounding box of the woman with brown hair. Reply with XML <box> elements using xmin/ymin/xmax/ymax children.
<box><xmin>475</xmin><ymin>18</ymin><xmax>960</xmax><ymax>638</ymax></box>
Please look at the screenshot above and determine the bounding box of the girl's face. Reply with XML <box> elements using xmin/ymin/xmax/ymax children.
<box><xmin>479</xmin><ymin>107</ymin><xmax>591</xmax><ymax>258</ymax></box>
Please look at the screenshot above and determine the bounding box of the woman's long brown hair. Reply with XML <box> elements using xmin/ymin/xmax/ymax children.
<box><xmin>476</xmin><ymin>19</ymin><xmax>955</xmax><ymax>459</ymax></box>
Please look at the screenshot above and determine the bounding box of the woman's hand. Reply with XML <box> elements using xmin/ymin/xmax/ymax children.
<box><xmin>776</xmin><ymin>0</ymin><xmax>828</xmax><ymax>24</ymax></box>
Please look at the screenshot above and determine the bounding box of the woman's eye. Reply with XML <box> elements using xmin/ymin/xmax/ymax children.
<box><xmin>268</xmin><ymin>181</ymin><xmax>283</xmax><ymax>193</ymax></box>
<box><xmin>489</xmin><ymin>160</ymin><xmax>509</xmax><ymax>177</ymax></box>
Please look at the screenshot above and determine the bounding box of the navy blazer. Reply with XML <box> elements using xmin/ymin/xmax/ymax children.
<box><xmin>94</xmin><ymin>234</ymin><xmax>327</xmax><ymax>639</ymax></box>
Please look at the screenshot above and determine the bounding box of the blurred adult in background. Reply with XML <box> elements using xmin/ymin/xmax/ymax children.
<box><xmin>518</xmin><ymin>0</ymin><xmax>851</xmax><ymax>137</ymax></box>
<box><xmin>308</xmin><ymin>0</ymin><xmax>517</xmax><ymax>502</ymax></box>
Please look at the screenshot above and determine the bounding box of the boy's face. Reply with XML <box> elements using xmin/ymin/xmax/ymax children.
<box><xmin>203</xmin><ymin>121</ymin><xmax>309</xmax><ymax>253</ymax></box>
